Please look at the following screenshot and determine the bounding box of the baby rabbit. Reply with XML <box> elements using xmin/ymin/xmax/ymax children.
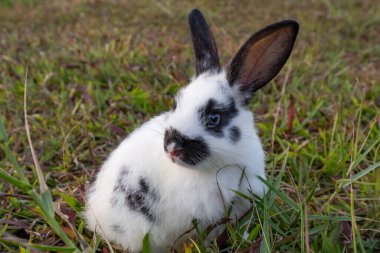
<box><xmin>85</xmin><ymin>9</ymin><xmax>298</xmax><ymax>252</ymax></box>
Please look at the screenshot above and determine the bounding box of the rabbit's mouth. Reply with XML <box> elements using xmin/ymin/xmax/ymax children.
<box><xmin>164</xmin><ymin>127</ymin><xmax>210</xmax><ymax>166</ymax></box>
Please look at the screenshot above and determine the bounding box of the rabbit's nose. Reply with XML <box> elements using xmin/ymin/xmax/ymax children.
<box><xmin>164</xmin><ymin>127</ymin><xmax>185</xmax><ymax>158</ymax></box>
<box><xmin>164</xmin><ymin>127</ymin><xmax>184</xmax><ymax>149</ymax></box>
<box><xmin>168</xmin><ymin>148</ymin><xmax>183</xmax><ymax>158</ymax></box>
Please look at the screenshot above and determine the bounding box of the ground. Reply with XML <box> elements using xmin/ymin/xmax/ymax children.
<box><xmin>0</xmin><ymin>0</ymin><xmax>379</xmax><ymax>252</ymax></box>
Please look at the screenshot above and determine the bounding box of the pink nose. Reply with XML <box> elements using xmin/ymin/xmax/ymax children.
<box><xmin>169</xmin><ymin>150</ymin><xmax>178</xmax><ymax>157</ymax></box>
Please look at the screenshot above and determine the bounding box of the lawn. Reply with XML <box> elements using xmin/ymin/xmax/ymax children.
<box><xmin>0</xmin><ymin>0</ymin><xmax>379</xmax><ymax>252</ymax></box>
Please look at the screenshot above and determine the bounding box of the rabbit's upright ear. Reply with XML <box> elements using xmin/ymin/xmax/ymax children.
<box><xmin>227</xmin><ymin>20</ymin><xmax>299</xmax><ymax>103</ymax></box>
<box><xmin>188</xmin><ymin>9</ymin><xmax>221</xmax><ymax>76</ymax></box>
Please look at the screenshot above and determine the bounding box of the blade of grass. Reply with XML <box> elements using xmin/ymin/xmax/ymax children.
<box><xmin>300</xmin><ymin>203</ymin><xmax>305</xmax><ymax>253</ymax></box>
<box><xmin>349</xmin><ymin>137</ymin><xmax>380</xmax><ymax>175</ymax></box>
<box><xmin>297</xmin><ymin>99</ymin><xmax>325</xmax><ymax>130</ymax></box>
<box><xmin>54</xmin><ymin>200</ymin><xmax>89</xmax><ymax>251</ymax></box>
<box><xmin>342</xmin><ymin>161</ymin><xmax>380</xmax><ymax>187</ymax></box>
<box><xmin>29</xmin><ymin>190</ymin><xmax>78</xmax><ymax>250</ymax></box>
<box><xmin>189</xmin><ymin>238</ymin><xmax>202</xmax><ymax>253</ymax></box>
<box><xmin>258</xmin><ymin>176</ymin><xmax>300</xmax><ymax>212</ymax></box>
<box><xmin>247</xmin><ymin>224</ymin><xmax>260</xmax><ymax>242</ymax></box>
<box><xmin>349</xmin><ymin>103</ymin><xmax>367</xmax><ymax>253</ymax></box>
<box><xmin>21</xmin><ymin>68</ymin><xmax>79</xmax><ymax>251</ymax></box>
<box><xmin>268</xmin><ymin>147</ymin><xmax>289</xmax><ymax>207</ymax></box>
<box><xmin>0</xmin><ymin>234</ymin><xmax>75</xmax><ymax>252</ymax></box>
<box><xmin>271</xmin><ymin>64</ymin><xmax>291</xmax><ymax>151</ymax></box>
<box><xmin>29</xmin><ymin>244</ymin><xmax>76</xmax><ymax>252</ymax></box>
<box><xmin>23</xmin><ymin>68</ymin><xmax>48</xmax><ymax>193</ymax></box>
<box><xmin>260</xmin><ymin>194</ymin><xmax>271</xmax><ymax>253</ymax></box>
<box><xmin>0</xmin><ymin>117</ymin><xmax>28</xmax><ymax>183</ymax></box>
<box><xmin>0</xmin><ymin>169</ymin><xmax>32</xmax><ymax>192</ymax></box>
<box><xmin>307</xmin><ymin>215</ymin><xmax>364</xmax><ymax>221</ymax></box>
<box><xmin>142</xmin><ymin>233</ymin><xmax>151</xmax><ymax>253</ymax></box>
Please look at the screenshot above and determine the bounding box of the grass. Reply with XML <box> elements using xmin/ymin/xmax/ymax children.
<box><xmin>0</xmin><ymin>0</ymin><xmax>379</xmax><ymax>252</ymax></box>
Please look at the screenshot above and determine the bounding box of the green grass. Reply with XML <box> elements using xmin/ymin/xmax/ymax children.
<box><xmin>0</xmin><ymin>0</ymin><xmax>379</xmax><ymax>252</ymax></box>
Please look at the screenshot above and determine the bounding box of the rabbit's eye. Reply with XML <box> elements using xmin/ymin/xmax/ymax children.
<box><xmin>206</xmin><ymin>113</ymin><xmax>221</xmax><ymax>128</ymax></box>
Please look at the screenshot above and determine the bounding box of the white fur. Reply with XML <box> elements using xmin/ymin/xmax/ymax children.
<box><xmin>85</xmin><ymin>71</ymin><xmax>267</xmax><ymax>252</ymax></box>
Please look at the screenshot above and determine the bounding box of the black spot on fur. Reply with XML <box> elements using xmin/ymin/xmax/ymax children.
<box><xmin>198</xmin><ymin>98</ymin><xmax>238</xmax><ymax>136</ymax></box>
<box><xmin>111</xmin><ymin>224</ymin><xmax>125</xmax><ymax>233</ymax></box>
<box><xmin>229</xmin><ymin>126</ymin><xmax>241</xmax><ymax>143</ymax></box>
<box><xmin>120</xmin><ymin>167</ymin><xmax>129</xmax><ymax>176</ymax></box>
<box><xmin>113</xmin><ymin>166</ymin><xmax>129</xmax><ymax>193</ymax></box>
<box><xmin>110</xmin><ymin>197</ymin><xmax>119</xmax><ymax>207</ymax></box>
<box><xmin>125</xmin><ymin>177</ymin><xmax>158</xmax><ymax>222</ymax></box>
<box><xmin>164</xmin><ymin>128</ymin><xmax>210</xmax><ymax>166</ymax></box>
<box><xmin>126</xmin><ymin>191</ymin><xmax>144</xmax><ymax>208</ymax></box>
<box><xmin>112</xmin><ymin>170</ymin><xmax>158</xmax><ymax>221</ymax></box>
<box><xmin>139</xmin><ymin>178</ymin><xmax>149</xmax><ymax>193</ymax></box>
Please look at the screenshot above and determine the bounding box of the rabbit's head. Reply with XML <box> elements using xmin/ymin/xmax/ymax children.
<box><xmin>163</xmin><ymin>9</ymin><xmax>298</xmax><ymax>169</ymax></box>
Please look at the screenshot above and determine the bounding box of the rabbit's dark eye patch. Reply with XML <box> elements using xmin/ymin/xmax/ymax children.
<box><xmin>198</xmin><ymin>98</ymin><xmax>238</xmax><ymax>137</ymax></box>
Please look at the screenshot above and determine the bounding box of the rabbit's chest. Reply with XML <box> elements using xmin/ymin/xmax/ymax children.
<box><xmin>157</xmin><ymin>165</ymin><xmax>242</xmax><ymax>224</ymax></box>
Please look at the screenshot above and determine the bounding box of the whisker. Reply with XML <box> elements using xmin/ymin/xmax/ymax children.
<box><xmin>207</xmin><ymin>146</ymin><xmax>249</xmax><ymax>160</ymax></box>
<box><xmin>202</xmin><ymin>133</ymin><xmax>260</xmax><ymax>143</ymax></box>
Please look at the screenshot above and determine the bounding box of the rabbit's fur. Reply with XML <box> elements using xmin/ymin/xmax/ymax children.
<box><xmin>85</xmin><ymin>9</ymin><xmax>298</xmax><ymax>252</ymax></box>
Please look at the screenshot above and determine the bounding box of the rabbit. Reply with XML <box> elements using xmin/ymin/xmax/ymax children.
<box><xmin>85</xmin><ymin>8</ymin><xmax>299</xmax><ymax>252</ymax></box>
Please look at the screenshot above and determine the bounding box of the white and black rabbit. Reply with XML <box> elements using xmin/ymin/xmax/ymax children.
<box><xmin>85</xmin><ymin>9</ymin><xmax>298</xmax><ymax>252</ymax></box>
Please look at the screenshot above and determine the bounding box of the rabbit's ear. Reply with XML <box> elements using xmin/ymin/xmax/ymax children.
<box><xmin>188</xmin><ymin>9</ymin><xmax>221</xmax><ymax>76</ymax></box>
<box><xmin>227</xmin><ymin>20</ymin><xmax>299</xmax><ymax>103</ymax></box>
